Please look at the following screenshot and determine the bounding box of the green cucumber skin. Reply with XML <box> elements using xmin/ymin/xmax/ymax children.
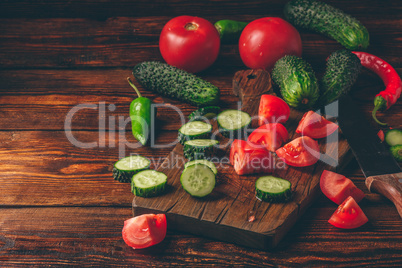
<box><xmin>284</xmin><ymin>0</ymin><xmax>369</xmax><ymax>50</ymax></box>
<box><xmin>214</xmin><ymin>20</ymin><xmax>248</xmax><ymax>44</ymax></box>
<box><xmin>390</xmin><ymin>145</ymin><xmax>402</xmax><ymax>162</ymax></box>
<box><xmin>255</xmin><ymin>176</ymin><xmax>292</xmax><ymax>202</ymax></box>
<box><xmin>131</xmin><ymin>182</ymin><xmax>166</xmax><ymax>197</ymax></box>
<box><xmin>178</xmin><ymin>131</ymin><xmax>211</xmax><ymax>145</ymax></box>
<box><xmin>319</xmin><ymin>50</ymin><xmax>361</xmax><ymax>106</ymax></box>
<box><xmin>183</xmin><ymin>141</ymin><xmax>217</xmax><ymax>161</ymax></box>
<box><xmin>112</xmin><ymin>167</ymin><xmax>149</xmax><ymax>183</ymax></box>
<box><xmin>133</xmin><ymin>61</ymin><xmax>220</xmax><ymax>107</ymax></box>
<box><xmin>188</xmin><ymin>106</ymin><xmax>221</xmax><ymax>121</ymax></box>
<box><xmin>256</xmin><ymin>187</ymin><xmax>292</xmax><ymax>203</ymax></box>
<box><xmin>272</xmin><ymin>55</ymin><xmax>319</xmax><ymax>110</ymax></box>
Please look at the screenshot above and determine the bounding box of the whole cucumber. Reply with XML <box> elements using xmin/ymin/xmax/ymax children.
<box><xmin>214</xmin><ymin>20</ymin><xmax>248</xmax><ymax>44</ymax></box>
<box><xmin>272</xmin><ymin>55</ymin><xmax>319</xmax><ymax>110</ymax></box>
<box><xmin>133</xmin><ymin>61</ymin><xmax>220</xmax><ymax>107</ymax></box>
<box><xmin>284</xmin><ymin>0</ymin><xmax>369</xmax><ymax>50</ymax></box>
<box><xmin>319</xmin><ymin>50</ymin><xmax>361</xmax><ymax>107</ymax></box>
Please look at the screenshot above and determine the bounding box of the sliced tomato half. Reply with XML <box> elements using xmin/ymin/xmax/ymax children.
<box><xmin>320</xmin><ymin>170</ymin><xmax>365</xmax><ymax>205</ymax></box>
<box><xmin>122</xmin><ymin>214</ymin><xmax>167</xmax><ymax>249</ymax></box>
<box><xmin>275</xmin><ymin>136</ymin><xmax>320</xmax><ymax>167</ymax></box>
<box><xmin>328</xmin><ymin>196</ymin><xmax>368</xmax><ymax>229</ymax></box>
<box><xmin>258</xmin><ymin>94</ymin><xmax>290</xmax><ymax>125</ymax></box>
<box><xmin>230</xmin><ymin>139</ymin><xmax>274</xmax><ymax>175</ymax></box>
<box><xmin>296</xmin><ymin>111</ymin><xmax>338</xmax><ymax>139</ymax></box>
<box><xmin>248</xmin><ymin>123</ymin><xmax>289</xmax><ymax>152</ymax></box>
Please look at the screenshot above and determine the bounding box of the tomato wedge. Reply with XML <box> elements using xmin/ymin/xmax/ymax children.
<box><xmin>296</xmin><ymin>111</ymin><xmax>338</xmax><ymax>139</ymax></box>
<box><xmin>122</xmin><ymin>214</ymin><xmax>167</xmax><ymax>249</ymax></box>
<box><xmin>248</xmin><ymin>123</ymin><xmax>289</xmax><ymax>152</ymax></box>
<box><xmin>230</xmin><ymin>139</ymin><xmax>274</xmax><ymax>175</ymax></box>
<box><xmin>320</xmin><ymin>170</ymin><xmax>365</xmax><ymax>205</ymax></box>
<box><xmin>258</xmin><ymin>94</ymin><xmax>290</xmax><ymax>125</ymax></box>
<box><xmin>328</xmin><ymin>196</ymin><xmax>368</xmax><ymax>229</ymax></box>
<box><xmin>275</xmin><ymin>136</ymin><xmax>320</xmax><ymax>167</ymax></box>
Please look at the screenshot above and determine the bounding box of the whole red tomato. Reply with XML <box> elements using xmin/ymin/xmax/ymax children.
<box><xmin>239</xmin><ymin>17</ymin><xmax>302</xmax><ymax>71</ymax></box>
<box><xmin>159</xmin><ymin>16</ymin><xmax>220</xmax><ymax>73</ymax></box>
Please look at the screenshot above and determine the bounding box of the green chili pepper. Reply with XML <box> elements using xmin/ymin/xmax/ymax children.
<box><xmin>127</xmin><ymin>77</ymin><xmax>152</xmax><ymax>145</ymax></box>
<box><xmin>214</xmin><ymin>19</ymin><xmax>248</xmax><ymax>44</ymax></box>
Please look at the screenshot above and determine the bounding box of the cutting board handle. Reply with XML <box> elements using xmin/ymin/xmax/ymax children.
<box><xmin>366</xmin><ymin>172</ymin><xmax>402</xmax><ymax>219</ymax></box>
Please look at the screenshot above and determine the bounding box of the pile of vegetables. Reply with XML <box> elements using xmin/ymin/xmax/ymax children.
<box><xmin>116</xmin><ymin>0</ymin><xmax>402</xmax><ymax>249</ymax></box>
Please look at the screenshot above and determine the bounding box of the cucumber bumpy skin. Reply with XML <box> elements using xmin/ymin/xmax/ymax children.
<box><xmin>272</xmin><ymin>55</ymin><xmax>319</xmax><ymax>110</ymax></box>
<box><xmin>284</xmin><ymin>0</ymin><xmax>369</xmax><ymax>50</ymax></box>
<box><xmin>188</xmin><ymin>106</ymin><xmax>221</xmax><ymax>121</ymax></box>
<box><xmin>133</xmin><ymin>61</ymin><xmax>220</xmax><ymax>107</ymax></box>
<box><xmin>131</xmin><ymin>170</ymin><xmax>167</xmax><ymax>197</ymax></box>
<box><xmin>319</xmin><ymin>50</ymin><xmax>362</xmax><ymax>106</ymax></box>
<box><xmin>183</xmin><ymin>139</ymin><xmax>219</xmax><ymax>161</ymax></box>
<box><xmin>255</xmin><ymin>176</ymin><xmax>292</xmax><ymax>202</ymax></box>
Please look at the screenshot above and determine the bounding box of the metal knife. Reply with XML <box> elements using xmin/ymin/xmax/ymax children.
<box><xmin>337</xmin><ymin>95</ymin><xmax>402</xmax><ymax>218</ymax></box>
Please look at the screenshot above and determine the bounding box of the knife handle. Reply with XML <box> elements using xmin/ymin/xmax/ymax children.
<box><xmin>366</xmin><ymin>172</ymin><xmax>402</xmax><ymax>219</ymax></box>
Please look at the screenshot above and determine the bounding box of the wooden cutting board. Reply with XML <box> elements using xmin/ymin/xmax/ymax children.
<box><xmin>133</xmin><ymin>69</ymin><xmax>352</xmax><ymax>250</ymax></box>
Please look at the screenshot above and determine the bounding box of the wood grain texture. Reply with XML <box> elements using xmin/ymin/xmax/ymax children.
<box><xmin>0</xmin><ymin>205</ymin><xmax>400</xmax><ymax>267</ymax></box>
<box><xmin>0</xmin><ymin>68</ymin><xmax>401</xmax><ymax>131</ymax></box>
<box><xmin>1</xmin><ymin>0</ymin><xmax>401</xmax><ymax>265</ymax></box>
<box><xmin>0</xmin><ymin>16</ymin><xmax>401</xmax><ymax>68</ymax></box>
<box><xmin>133</xmin><ymin>70</ymin><xmax>352</xmax><ymax>249</ymax></box>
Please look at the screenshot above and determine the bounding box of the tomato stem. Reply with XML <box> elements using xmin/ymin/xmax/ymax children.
<box><xmin>185</xmin><ymin>22</ymin><xmax>198</xmax><ymax>31</ymax></box>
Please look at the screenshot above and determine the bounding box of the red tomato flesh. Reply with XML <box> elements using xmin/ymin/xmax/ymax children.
<box><xmin>377</xmin><ymin>130</ymin><xmax>385</xmax><ymax>142</ymax></box>
<box><xmin>248</xmin><ymin>123</ymin><xmax>289</xmax><ymax>152</ymax></box>
<box><xmin>239</xmin><ymin>17</ymin><xmax>302</xmax><ymax>71</ymax></box>
<box><xmin>320</xmin><ymin>170</ymin><xmax>365</xmax><ymax>205</ymax></box>
<box><xmin>159</xmin><ymin>16</ymin><xmax>220</xmax><ymax>73</ymax></box>
<box><xmin>258</xmin><ymin>95</ymin><xmax>290</xmax><ymax>125</ymax></box>
<box><xmin>328</xmin><ymin>196</ymin><xmax>368</xmax><ymax>229</ymax></box>
<box><xmin>275</xmin><ymin>136</ymin><xmax>320</xmax><ymax>167</ymax></box>
<box><xmin>296</xmin><ymin>111</ymin><xmax>339</xmax><ymax>139</ymax></box>
<box><xmin>230</xmin><ymin>139</ymin><xmax>274</xmax><ymax>175</ymax></box>
<box><xmin>122</xmin><ymin>214</ymin><xmax>167</xmax><ymax>249</ymax></box>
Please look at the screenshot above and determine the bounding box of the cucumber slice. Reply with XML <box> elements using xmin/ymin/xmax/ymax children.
<box><xmin>385</xmin><ymin>129</ymin><xmax>402</xmax><ymax>146</ymax></box>
<box><xmin>188</xmin><ymin>106</ymin><xmax>221</xmax><ymax>121</ymax></box>
<box><xmin>131</xmin><ymin>170</ymin><xmax>167</xmax><ymax>197</ymax></box>
<box><xmin>178</xmin><ymin>121</ymin><xmax>212</xmax><ymax>144</ymax></box>
<box><xmin>255</xmin><ymin>176</ymin><xmax>292</xmax><ymax>202</ymax></box>
<box><xmin>180</xmin><ymin>164</ymin><xmax>216</xmax><ymax>197</ymax></box>
<box><xmin>113</xmin><ymin>155</ymin><xmax>150</xmax><ymax>183</ymax></box>
<box><xmin>184</xmin><ymin>159</ymin><xmax>218</xmax><ymax>175</ymax></box>
<box><xmin>390</xmin><ymin>145</ymin><xmax>402</xmax><ymax>162</ymax></box>
<box><xmin>183</xmin><ymin>139</ymin><xmax>219</xmax><ymax>160</ymax></box>
<box><xmin>217</xmin><ymin>109</ymin><xmax>251</xmax><ymax>138</ymax></box>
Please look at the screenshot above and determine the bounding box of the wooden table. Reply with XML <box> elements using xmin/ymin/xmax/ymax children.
<box><xmin>1</xmin><ymin>0</ymin><xmax>401</xmax><ymax>266</ymax></box>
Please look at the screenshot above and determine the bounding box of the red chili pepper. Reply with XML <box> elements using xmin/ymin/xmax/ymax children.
<box><xmin>352</xmin><ymin>51</ymin><xmax>402</xmax><ymax>126</ymax></box>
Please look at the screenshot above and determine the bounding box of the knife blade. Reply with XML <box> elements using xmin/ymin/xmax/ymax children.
<box><xmin>337</xmin><ymin>95</ymin><xmax>402</xmax><ymax>218</ymax></box>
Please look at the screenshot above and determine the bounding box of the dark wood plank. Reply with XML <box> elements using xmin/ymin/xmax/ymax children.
<box><xmin>133</xmin><ymin>70</ymin><xmax>353</xmax><ymax>249</ymax></box>
<box><xmin>0</xmin><ymin>205</ymin><xmax>400</xmax><ymax>267</ymax></box>
<box><xmin>0</xmin><ymin>130</ymin><xmax>177</xmax><ymax>206</ymax></box>
<box><xmin>0</xmin><ymin>0</ymin><xmax>400</xmax><ymax>19</ymax></box>
<box><xmin>1</xmin><ymin>68</ymin><xmax>401</xmax><ymax>131</ymax></box>
<box><xmin>0</xmin><ymin>16</ymin><xmax>401</xmax><ymax>68</ymax></box>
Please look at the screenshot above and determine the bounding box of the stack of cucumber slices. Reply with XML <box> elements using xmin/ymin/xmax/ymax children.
<box><xmin>113</xmin><ymin>155</ymin><xmax>167</xmax><ymax>197</ymax></box>
<box><xmin>111</xmin><ymin>106</ymin><xmax>294</xmax><ymax>202</ymax></box>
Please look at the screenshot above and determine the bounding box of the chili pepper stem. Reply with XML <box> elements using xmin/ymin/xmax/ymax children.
<box><xmin>127</xmin><ymin>77</ymin><xmax>142</xmax><ymax>98</ymax></box>
<box><xmin>372</xmin><ymin>105</ymin><xmax>388</xmax><ymax>126</ymax></box>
